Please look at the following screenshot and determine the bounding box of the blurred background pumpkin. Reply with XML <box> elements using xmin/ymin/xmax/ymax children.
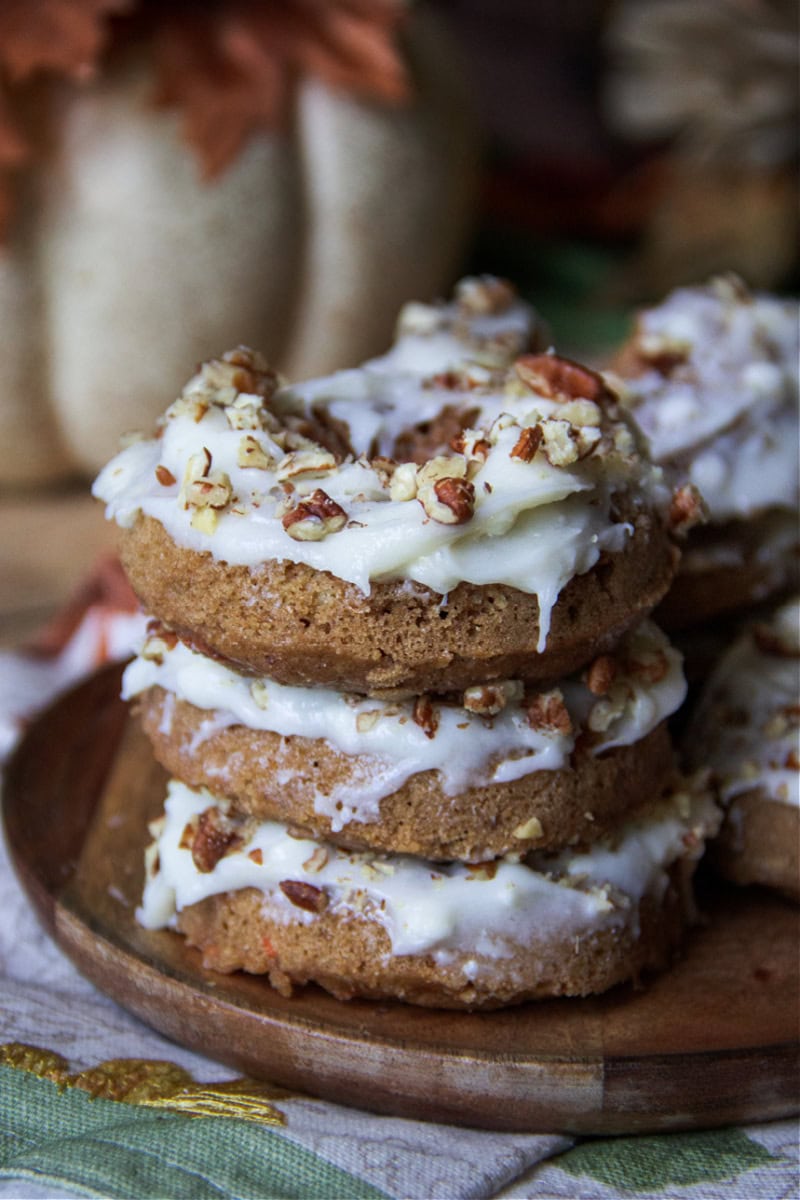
<box><xmin>0</xmin><ymin>0</ymin><xmax>479</xmax><ymax>484</ymax></box>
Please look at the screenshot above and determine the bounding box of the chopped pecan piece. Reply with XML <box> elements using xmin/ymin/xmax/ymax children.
<box><xmin>279</xmin><ymin>880</ymin><xmax>328</xmax><ymax>913</ymax></box>
<box><xmin>431</xmin><ymin>476</ymin><xmax>475</xmax><ymax>524</ymax></box>
<box><xmin>155</xmin><ymin>464</ymin><xmax>176</xmax><ymax>487</ymax></box>
<box><xmin>281</xmin><ymin>489</ymin><xmax>347</xmax><ymax>541</ymax></box>
<box><xmin>585</xmin><ymin>655</ymin><xmax>617</xmax><ymax>696</ymax></box>
<box><xmin>525</xmin><ymin>688</ymin><xmax>573</xmax><ymax>735</ymax></box>
<box><xmin>510</xmin><ymin>425</ymin><xmax>543</xmax><ymax>463</ymax></box>
<box><xmin>191</xmin><ymin>808</ymin><xmax>242</xmax><ymax>873</ymax></box>
<box><xmin>412</xmin><ymin>695</ymin><xmax>439</xmax><ymax>738</ymax></box>
<box><xmin>668</xmin><ymin>484</ymin><xmax>707</xmax><ymax>535</ymax></box>
<box><xmin>514</xmin><ymin>354</ymin><xmax>606</xmax><ymax>403</ymax></box>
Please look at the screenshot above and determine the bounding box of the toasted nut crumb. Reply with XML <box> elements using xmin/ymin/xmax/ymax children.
<box><xmin>428</xmin><ymin>476</ymin><xmax>475</xmax><ymax>524</ymax></box>
<box><xmin>356</xmin><ymin>710</ymin><xmax>381</xmax><ymax>733</ymax></box>
<box><xmin>539</xmin><ymin>419</ymin><xmax>579</xmax><ymax>466</ymax></box>
<box><xmin>191</xmin><ymin>808</ymin><xmax>242</xmax><ymax>873</ymax></box>
<box><xmin>525</xmin><ymin>688</ymin><xmax>573</xmax><ymax>735</ymax></box>
<box><xmin>669</xmin><ymin>484</ymin><xmax>707</xmax><ymax>535</ymax></box>
<box><xmin>456</xmin><ymin>275</ymin><xmax>516</xmax><ymax>315</ymax></box>
<box><xmin>638</xmin><ymin>333</ymin><xmax>691</xmax><ymax>374</ymax></box>
<box><xmin>249</xmin><ymin>848</ymin><xmax>264</xmax><ymax>865</ymax></box>
<box><xmin>413</xmin><ymin>695</ymin><xmax>439</xmax><ymax>738</ymax></box>
<box><xmin>155</xmin><ymin>464</ymin><xmax>176</xmax><ymax>487</ymax></box>
<box><xmin>488</xmin><ymin>413</ymin><xmax>518</xmax><ymax>444</ymax></box>
<box><xmin>558</xmin><ymin>399</ymin><xmax>603</xmax><ymax>427</ymax></box>
<box><xmin>390</xmin><ymin>462</ymin><xmax>419</xmax><ymax>501</ymax></box>
<box><xmin>451</xmin><ymin>430</ymin><xmax>491</xmax><ymax>462</ymax></box>
<box><xmin>281</xmin><ymin>489</ymin><xmax>347</xmax><ymax>541</ymax></box>
<box><xmin>463</xmin><ymin>680</ymin><xmax>524</xmax><ymax>716</ymax></box>
<box><xmin>510</xmin><ymin>425</ymin><xmax>543</xmax><ymax>462</ymax></box>
<box><xmin>250</xmin><ymin>681</ymin><xmax>269</xmax><ymax>709</ymax></box>
<box><xmin>303</xmin><ymin>847</ymin><xmax>330</xmax><ymax>873</ymax></box>
<box><xmin>587</xmin><ymin>683</ymin><xmax>632</xmax><ymax>733</ymax></box>
<box><xmin>585</xmin><ymin>655</ymin><xmax>617</xmax><ymax>696</ymax></box>
<box><xmin>279</xmin><ymin>879</ymin><xmax>328</xmax><ymax>912</ymax></box>
<box><xmin>513</xmin><ymin>816</ymin><xmax>544</xmax><ymax>840</ymax></box>
<box><xmin>276</xmin><ymin>447</ymin><xmax>337</xmax><ymax>482</ymax></box>
<box><xmin>238</xmin><ymin>435</ymin><xmax>274</xmax><ymax>470</ymax></box>
<box><xmin>624</xmin><ymin>649</ymin><xmax>669</xmax><ymax>683</ymax></box>
<box><xmin>190</xmin><ymin>507</ymin><xmax>219</xmax><ymax>534</ymax></box>
<box><xmin>514</xmin><ymin>354</ymin><xmax>605</xmax><ymax>402</ymax></box>
<box><xmin>466</xmin><ymin>859</ymin><xmax>499</xmax><ymax>880</ymax></box>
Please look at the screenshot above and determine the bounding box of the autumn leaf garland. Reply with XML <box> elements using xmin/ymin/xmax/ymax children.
<box><xmin>0</xmin><ymin>0</ymin><xmax>411</xmax><ymax>233</ymax></box>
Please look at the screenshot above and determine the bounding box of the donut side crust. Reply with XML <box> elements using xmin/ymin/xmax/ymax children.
<box><xmin>709</xmin><ymin>788</ymin><xmax>800</xmax><ymax>902</ymax></box>
<box><xmin>120</xmin><ymin>508</ymin><xmax>676</xmax><ymax>695</ymax></box>
<box><xmin>176</xmin><ymin>861</ymin><xmax>695</xmax><ymax>1009</ymax></box>
<box><xmin>137</xmin><ymin>689</ymin><xmax>675</xmax><ymax>860</ymax></box>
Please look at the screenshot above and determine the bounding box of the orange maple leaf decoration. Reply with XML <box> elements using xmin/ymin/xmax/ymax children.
<box><xmin>0</xmin><ymin>0</ymin><xmax>132</xmax><ymax>83</ymax></box>
<box><xmin>0</xmin><ymin>0</ymin><xmax>410</xmax><ymax>235</ymax></box>
<box><xmin>152</xmin><ymin>0</ymin><xmax>411</xmax><ymax>177</ymax></box>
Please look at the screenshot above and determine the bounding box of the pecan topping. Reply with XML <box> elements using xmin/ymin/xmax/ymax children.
<box><xmin>412</xmin><ymin>695</ymin><xmax>439</xmax><ymax>738</ymax></box>
<box><xmin>514</xmin><ymin>354</ymin><xmax>606</xmax><ymax>403</ymax></box>
<box><xmin>155</xmin><ymin>464</ymin><xmax>176</xmax><ymax>487</ymax></box>
<box><xmin>463</xmin><ymin>680</ymin><xmax>523</xmax><ymax>716</ymax></box>
<box><xmin>525</xmin><ymin>688</ymin><xmax>573</xmax><ymax>735</ymax></box>
<box><xmin>456</xmin><ymin>275</ymin><xmax>516</xmax><ymax>315</ymax></box>
<box><xmin>585</xmin><ymin>655</ymin><xmax>617</xmax><ymax>696</ymax></box>
<box><xmin>191</xmin><ymin>808</ymin><xmax>242</xmax><ymax>873</ymax></box>
<box><xmin>668</xmin><ymin>484</ymin><xmax>707</xmax><ymax>535</ymax></box>
<box><xmin>281</xmin><ymin>488</ymin><xmax>347</xmax><ymax>541</ymax></box>
<box><xmin>510</xmin><ymin>425</ymin><xmax>543</xmax><ymax>463</ymax></box>
<box><xmin>279</xmin><ymin>880</ymin><xmax>328</xmax><ymax>913</ymax></box>
<box><xmin>431</xmin><ymin>476</ymin><xmax>475</xmax><ymax>524</ymax></box>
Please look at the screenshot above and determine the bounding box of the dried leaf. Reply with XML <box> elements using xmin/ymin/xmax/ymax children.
<box><xmin>152</xmin><ymin>0</ymin><xmax>410</xmax><ymax>177</ymax></box>
<box><xmin>0</xmin><ymin>0</ymin><xmax>132</xmax><ymax>84</ymax></box>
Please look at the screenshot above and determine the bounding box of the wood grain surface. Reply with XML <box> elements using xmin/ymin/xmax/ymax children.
<box><xmin>3</xmin><ymin>665</ymin><xmax>799</xmax><ymax>1134</ymax></box>
<box><xmin>0</xmin><ymin>490</ymin><xmax>115</xmax><ymax>646</ymax></box>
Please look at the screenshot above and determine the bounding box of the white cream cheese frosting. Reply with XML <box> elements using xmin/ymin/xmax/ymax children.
<box><xmin>613</xmin><ymin>276</ymin><xmax>799</xmax><ymax>522</ymax></box>
<box><xmin>138</xmin><ymin>778</ymin><xmax>718</xmax><ymax>964</ymax></box>
<box><xmin>94</xmin><ymin>280</ymin><xmax>668</xmax><ymax>651</ymax></box>
<box><xmin>686</xmin><ymin>599</ymin><xmax>800</xmax><ymax>809</ymax></box>
<box><xmin>122</xmin><ymin>619</ymin><xmax>686</xmax><ymax>828</ymax></box>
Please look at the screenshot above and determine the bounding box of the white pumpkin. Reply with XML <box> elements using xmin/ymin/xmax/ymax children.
<box><xmin>0</xmin><ymin>9</ymin><xmax>478</xmax><ymax>484</ymax></box>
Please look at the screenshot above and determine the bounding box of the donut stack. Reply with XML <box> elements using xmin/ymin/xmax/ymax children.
<box><xmin>95</xmin><ymin>278</ymin><xmax>719</xmax><ymax>1009</ymax></box>
<box><xmin>611</xmin><ymin>275</ymin><xmax>800</xmax><ymax>630</ymax></box>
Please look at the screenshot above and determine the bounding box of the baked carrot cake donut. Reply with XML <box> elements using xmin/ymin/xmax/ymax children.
<box><xmin>612</xmin><ymin>275</ymin><xmax>799</xmax><ymax>628</ymax></box>
<box><xmin>685</xmin><ymin>598</ymin><xmax>800</xmax><ymax>901</ymax></box>
<box><xmin>125</xmin><ymin>618</ymin><xmax>685</xmax><ymax>861</ymax></box>
<box><xmin>138</xmin><ymin>776</ymin><xmax>719</xmax><ymax>1009</ymax></box>
<box><xmin>94</xmin><ymin>281</ymin><xmax>680</xmax><ymax>696</ymax></box>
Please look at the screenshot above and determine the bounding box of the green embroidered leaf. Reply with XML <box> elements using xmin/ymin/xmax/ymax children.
<box><xmin>0</xmin><ymin>1065</ymin><xmax>387</xmax><ymax>1200</ymax></box>
<box><xmin>555</xmin><ymin>1128</ymin><xmax>780</xmax><ymax>1192</ymax></box>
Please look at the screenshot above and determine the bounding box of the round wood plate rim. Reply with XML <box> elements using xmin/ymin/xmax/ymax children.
<box><xmin>3</xmin><ymin>665</ymin><xmax>799</xmax><ymax>1134</ymax></box>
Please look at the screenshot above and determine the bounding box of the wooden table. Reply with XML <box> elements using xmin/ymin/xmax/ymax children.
<box><xmin>0</xmin><ymin>489</ymin><xmax>116</xmax><ymax>648</ymax></box>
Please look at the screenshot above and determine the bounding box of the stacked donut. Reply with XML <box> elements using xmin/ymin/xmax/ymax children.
<box><xmin>611</xmin><ymin>276</ymin><xmax>799</xmax><ymax>904</ymax></box>
<box><xmin>94</xmin><ymin>277</ymin><xmax>719</xmax><ymax>1009</ymax></box>
<box><xmin>611</xmin><ymin>274</ymin><xmax>799</xmax><ymax>629</ymax></box>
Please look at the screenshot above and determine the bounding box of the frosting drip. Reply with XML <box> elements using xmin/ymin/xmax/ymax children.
<box><xmin>94</xmin><ymin>281</ymin><xmax>667</xmax><ymax>653</ymax></box>
<box><xmin>122</xmin><ymin>619</ymin><xmax>686</xmax><ymax>828</ymax></box>
<box><xmin>614</xmin><ymin>277</ymin><xmax>799</xmax><ymax>522</ymax></box>
<box><xmin>687</xmin><ymin>599</ymin><xmax>800</xmax><ymax>809</ymax></box>
<box><xmin>138</xmin><ymin>779</ymin><xmax>718</xmax><ymax>961</ymax></box>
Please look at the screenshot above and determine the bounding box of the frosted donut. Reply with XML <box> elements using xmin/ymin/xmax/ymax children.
<box><xmin>685</xmin><ymin>598</ymin><xmax>800</xmax><ymax>901</ymax></box>
<box><xmin>124</xmin><ymin>619</ymin><xmax>686</xmax><ymax>861</ymax></box>
<box><xmin>95</xmin><ymin>280</ymin><xmax>678</xmax><ymax>695</ymax></box>
<box><xmin>138</xmin><ymin>777</ymin><xmax>720</xmax><ymax>1009</ymax></box>
<box><xmin>612</xmin><ymin>275</ymin><xmax>800</xmax><ymax>628</ymax></box>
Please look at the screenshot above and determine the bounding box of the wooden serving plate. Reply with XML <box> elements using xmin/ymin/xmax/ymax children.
<box><xmin>3</xmin><ymin>665</ymin><xmax>799</xmax><ymax>1134</ymax></box>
